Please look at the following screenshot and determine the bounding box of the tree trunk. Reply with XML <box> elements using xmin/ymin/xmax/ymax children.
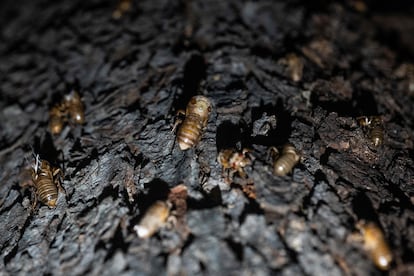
<box><xmin>0</xmin><ymin>0</ymin><xmax>413</xmax><ymax>275</ymax></box>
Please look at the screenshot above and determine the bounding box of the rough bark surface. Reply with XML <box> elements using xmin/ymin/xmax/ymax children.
<box><xmin>0</xmin><ymin>0</ymin><xmax>414</xmax><ymax>275</ymax></box>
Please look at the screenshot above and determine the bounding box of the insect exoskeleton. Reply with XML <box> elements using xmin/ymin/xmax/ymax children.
<box><xmin>176</xmin><ymin>96</ymin><xmax>212</xmax><ymax>150</ymax></box>
<box><xmin>112</xmin><ymin>0</ymin><xmax>132</xmax><ymax>19</ymax></box>
<box><xmin>49</xmin><ymin>91</ymin><xmax>85</xmax><ymax>135</ymax></box>
<box><xmin>134</xmin><ymin>200</ymin><xmax>170</xmax><ymax>238</ymax></box>
<box><xmin>49</xmin><ymin>104</ymin><xmax>67</xmax><ymax>135</ymax></box>
<box><xmin>218</xmin><ymin>148</ymin><xmax>252</xmax><ymax>181</ymax></box>
<box><xmin>281</xmin><ymin>53</ymin><xmax>304</xmax><ymax>82</ymax></box>
<box><xmin>31</xmin><ymin>155</ymin><xmax>63</xmax><ymax>208</ymax></box>
<box><xmin>357</xmin><ymin>221</ymin><xmax>393</xmax><ymax>270</ymax></box>
<box><xmin>65</xmin><ymin>91</ymin><xmax>85</xmax><ymax>125</ymax></box>
<box><xmin>368</xmin><ymin>116</ymin><xmax>384</xmax><ymax>147</ymax></box>
<box><xmin>272</xmin><ymin>143</ymin><xmax>300</xmax><ymax>176</ymax></box>
<box><xmin>357</xmin><ymin>116</ymin><xmax>384</xmax><ymax>147</ymax></box>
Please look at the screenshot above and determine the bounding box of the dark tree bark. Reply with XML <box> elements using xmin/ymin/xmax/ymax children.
<box><xmin>1</xmin><ymin>0</ymin><xmax>414</xmax><ymax>275</ymax></box>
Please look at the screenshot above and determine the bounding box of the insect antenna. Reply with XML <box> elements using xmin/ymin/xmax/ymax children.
<box><xmin>31</xmin><ymin>153</ymin><xmax>41</xmax><ymax>174</ymax></box>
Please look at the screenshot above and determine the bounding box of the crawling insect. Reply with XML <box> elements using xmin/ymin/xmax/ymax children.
<box><xmin>112</xmin><ymin>0</ymin><xmax>132</xmax><ymax>19</ymax></box>
<box><xmin>49</xmin><ymin>91</ymin><xmax>85</xmax><ymax>134</ymax></box>
<box><xmin>49</xmin><ymin>103</ymin><xmax>67</xmax><ymax>135</ymax></box>
<box><xmin>218</xmin><ymin>148</ymin><xmax>252</xmax><ymax>182</ymax></box>
<box><xmin>357</xmin><ymin>116</ymin><xmax>384</xmax><ymax>147</ymax></box>
<box><xmin>357</xmin><ymin>221</ymin><xmax>393</xmax><ymax>270</ymax></box>
<box><xmin>271</xmin><ymin>143</ymin><xmax>300</xmax><ymax>176</ymax></box>
<box><xmin>31</xmin><ymin>155</ymin><xmax>64</xmax><ymax>208</ymax></box>
<box><xmin>174</xmin><ymin>96</ymin><xmax>212</xmax><ymax>150</ymax></box>
<box><xmin>65</xmin><ymin>91</ymin><xmax>85</xmax><ymax>125</ymax></box>
<box><xmin>134</xmin><ymin>200</ymin><xmax>170</xmax><ymax>238</ymax></box>
<box><xmin>279</xmin><ymin>53</ymin><xmax>304</xmax><ymax>82</ymax></box>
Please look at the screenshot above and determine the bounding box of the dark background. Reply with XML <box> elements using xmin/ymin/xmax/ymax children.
<box><xmin>0</xmin><ymin>0</ymin><xmax>413</xmax><ymax>275</ymax></box>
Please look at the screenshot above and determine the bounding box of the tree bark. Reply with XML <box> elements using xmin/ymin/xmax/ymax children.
<box><xmin>0</xmin><ymin>0</ymin><xmax>413</xmax><ymax>275</ymax></box>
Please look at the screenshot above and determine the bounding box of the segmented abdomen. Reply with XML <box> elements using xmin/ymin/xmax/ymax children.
<box><xmin>177</xmin><ymin>115</ymin><xmax>203</xmax><ymax>150</ymax></box>
<box><xmin>370</xmin><ymin>127</ymin><xmax>383</xmax><ymax>146</ymax></box>
<box><xmin>274</xmin><ymin>154</ymin><xmax>298</xmax><ymax>176</ymax></box>
<box><xmin>36</xmin><ymin>174</ymin><xmax>58</xmax><ymax>207</ymax></box>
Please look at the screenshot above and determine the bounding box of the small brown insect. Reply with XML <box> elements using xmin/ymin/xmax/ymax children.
<box><xmin>357</xmin><ymin>116</ymin><xmax>384</xmax><ymax>147</ymax></box>
<box><xmin>134</xmin><ymin>200</ymin><xmax>170</xmax><ymax>238</ymax></box>
<box><xmin>31</xmin><ymin>155</ymin><xmax>63</xmax><ymax>208</ymax></box>
<box><xmin>271</xmin><ymin>144</ymin><xmax>300</xmax><ymax>176</ymax></box>
<box><xmin>174</xmin><ymin>96</ymin><xmax>212</xmax><ymax>150</ymax></box>
<box><xmin>279</xmin><ymin>53</ymin><xmax>304</xmax><ymax>82</ymax></box>
<box><xmin>49</xmin><ymin>91</ymin><xmax>85</xmax><ymax>134</ymax></box>
<box><xmin>357</xmin><ymin>221</ymin><xmax>393</xmax><ymax>270</ymax></box>
<box><xmin>65</xmin><ymin>91</ymin><xmax>85</xmax><ymax>125</ymax></box>
<box><xmin>112</xmin><ymin>0</ymin><xmax>132</xmax><ymax>19</ymax></box>
<box><xmin>218</xmin><ymin>148</ymin><xmax>252</xmax><ymax>182</ymax></box>
<box><xmin>49</xmin><ymin>104</ymin><xmax>67</xmax><ymax>135</ymax></box>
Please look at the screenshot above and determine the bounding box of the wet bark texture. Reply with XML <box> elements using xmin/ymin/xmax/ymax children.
<box><xmin>1</xmin><ymin>0</ymin><xmax>414</xmax><ymax>275</ymax></box>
